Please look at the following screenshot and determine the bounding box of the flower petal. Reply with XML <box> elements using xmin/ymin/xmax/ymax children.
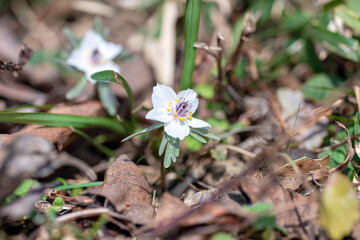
<box><xmin>186</xmin><ymin>117</ymin><xmax>211</xmax><ymax>128</ymax></box>
<box><xmin>152</xmin><ymin>83</ymin><xmax>177</xmax><ymax>109</ymax></box>
<box><xmin>145</xmin><ymin>109</ymin><xmax>173</xmax><ymax>123</ymax></box>
<box><xmin>101</xmin><ymin>42</ymin><xmax>123</xmax><ymax>60</ymax></box>
<box><xmin>67</xmin><ymin>48</ymin><xmax>91</xmax><ymax>72</ymax></box>
<box><xmin>80</xmin><ymin>30</ymin><xmax>105</xmax><ymax>50</ymax></box>
<box><xmin>85</xmin><ymin>62</ymin><xmax>120</xmax><ymax>84</ymax></box>
<box><xmin>165</xmin><ymin>120</ymin><xmax>190</xmax><ymax>140</ymax></box>
<box><xmin>177</xmin><ymin>89</ymin><xmax>198</xmax><ymax>113</ymax></box>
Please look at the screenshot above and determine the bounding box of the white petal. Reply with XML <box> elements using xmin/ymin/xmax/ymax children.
<box><xmin>178</xmin><ymin>89</ymin><xmax>197</xmax><ymax>101</ymax></box>
<box><xmin>145</xmin><ymin>109</ymin><xmax>173</xmax><ymax>123</ymax></box>
<box><xmin>80</xmin><ymin>30</ymin><xmax>105</xmax><ymax>50</ymax></box>
<box><xmin>186</xmin><ymin>117</ymin><xmax>211</xmax><ymax>128</ymax></box>
<box><xmin>101</xmin><ymin>42</ymin><xmax>123</xmax><ymax>60</ymax></box>
<box><xmin>85</xmin><ymin>62</ymin><xmax>120</xmax><ymax>84</ymax></box>
<box><xmin>67</xmin><ymin>48</ymin><xmax>91</xmax><ymax>72</ymax></box>
<box><xmin>164</xmin><ymin>120</ymin><xmax>190</xmax><ymax>140</ymax></box>
<box><xmin>178</xmin><ymin>89</ymin><xmax>198</xmax><ymax>113</ymax></box>
<box><xmin>152</xmin><ymin>83</ymin><xmax>177</xmax><ymax>109</ymax></box>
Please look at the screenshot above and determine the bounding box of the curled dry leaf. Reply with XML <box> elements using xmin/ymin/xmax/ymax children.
<box><xmin>89</xmin><ymin>155</ymin><xmax>154</xmax><ymax>225</ymax></box>
<box><xmin>274</xmin><ymin>154</ymin><xmax>331</xmax><ymax>190</ymax></box>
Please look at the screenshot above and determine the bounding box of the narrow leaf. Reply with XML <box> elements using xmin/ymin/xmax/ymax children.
<box><xmin>93</xmin><ymin>16</ymin><xmax>103</xmax><ymax>34</ymax></box>
<box><xmin>190</xmin><ymin>131</ymin><xmax>207</xmax><ymax>143</ymax></box>
<box><xmin>191</xmin><ymin>128</ymin><xmax>220</xmax><ymax>140</ymax></box>
<box><xmin>0</xmin><ymin>112</ymin><xmax>126</xmax><ymax>133</ymax></box>
<box><xmin>97</xmin><ymin>82</ymin><xmax>118</xmax><ymax>116</ymax></box>
<box><xmin>164</xmin><ymin>144</ymin><xmax>173</xmax><ymax>168</ymax></box>
<box><xmin>180</xmin><ymin>0</ymin><xmax>201</xmax><ymax>90</ymax></box>
<box><xmin>121</xmin><ymin>122</ymin><xmax>164</xmax><ymax>142</ymax></box>
<box><xmin>55</xmin><ymin>181</ymin><xmax>103</xmax><ymax>190</ymax></box>
<box><xmin>159</xmin><ymin>133</ymin><xmax>168</xmax><ymax>156</ymax></box>
<box><xmin>175</xmin><ymin>138</ymin><xmax>180</xmax><ymax>157</ymax></box>
<box><xmin>65</xmin><ymin>76</ymin><xmax>88</xmax><ymax>100</ymax></box>
<box><xmin>63</xmin><ymin>27</ymin><xmax>79</xmax><ymax>48</ymax></box>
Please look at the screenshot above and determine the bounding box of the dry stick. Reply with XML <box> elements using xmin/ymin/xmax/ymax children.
<box><xmin>216</xmin><ymin>34</ymin><xmax>224</xmax><ymax>100</ymax></box>
<box><xmin>222</xmin><ymin>144</ymin><xmax>256</xmax><ymax>159</ymax></box>
<box><xmin>56</xmin><ymin>207</ymin><xmax>129</xmax><ymax>223</ymax></box>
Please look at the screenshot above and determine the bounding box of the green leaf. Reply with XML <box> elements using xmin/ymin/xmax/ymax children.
<box><xmin>159</xmin><ymin>133</ymin><xmax>168</xmax><ymax>156</ymax></box>
<box><xmin>164</xmin><ymin>142</ymin><xmax>173</xmax><ymax>168</ymax></box>
<box><xmin>5</xmin><ymin>179</ymin><xmax>40</xmax><ymax>204</ymax></box>
<box><xmin>91</xmin><ymin>71</ymin><xmax>134</xmax><ymax>110</ymax></box>
<box><xmin>304</xmin><ymin>39</ymin><xmax>323</xmax><ymax>73</ymax></box>
<box><xmin>307</xmin><ymin>25</ymin><xmax>359</xmax><ymax>62</ymax></box>
<box><xmin>194</xmin><ymin>83</ymin><xmax>215</xmax><ymax>99</ymax></box>
<box><xmin>210</xmin><ymin>232</ymin><xmax>235</xmax><ymax>240</ymax></box>
<box><xmin>302</xmin><ymin>74</ymin><xmax>334</xmax><ymax>101</ymax></box>
<box><xmin>174</xmin><ymin>137</ymin><xmax>180</xmax><ymax>157</ymax></box>
<box><xmin>55</xmin><ymin>181</ymin><xmax>103</xmax><ymax>191</ymax></box>
<box><xmin>93</xmin><ymin>16</ymin><xmax>102</xmax><ymax>34</ymax></box>
<box><xmin>335</xmin><ymin>5</ymin><xmax>360</xmax><ymax>33</ymax></box>
<box><xmin>50</xmin><ymin>197</ymin><xmax>65</xmax><ymax>213</ymax></box>
<box><xmin>97</xmin><ymin>82</ymin><xmax>118</xmax><ymax>116</ymax></box>
<box><xmin>320</xmin><ymin>172</ymin><xmax>360</xmax><ymax>240</ymax></box>
<box><xmin>121</xmin><ymin>122</ymin><xmax>164</xmax><ymax>142</ymax></box>
<box><xmin>190</xmin><ymin>131</ymin><xmax>207</xmax><ymax>143</ymax></box>
<box><xmin>180</xmin><ymin>0</ymin><xmax>201</xmax><ymax>90</ymax></box>
<box><xmin>191</xmin><ymin>128</ymin><xmax>220</xmax><ymax>140</ymax></box>
<box><xmin>65</xmin><ymin>76</ymin><xmax>88</xmax><ymax>100</ymax></box>
<box><xmin>63</xmin><ymin>27</ymin><xmax>79</xmax><ymax>48</ymax></box>
<box><xmin>0</xmin><ymin>112</ymin><xmax>126</xmax><ymax>134</ymax></box>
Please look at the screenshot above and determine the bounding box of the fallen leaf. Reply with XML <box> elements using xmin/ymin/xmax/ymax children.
<box><xmin>90</xmin><ymin>155</ymin><xmax>154</xmax><ymax>225</ymax></box>
<box><xmin>274</xmin><ymin>154</ymin><xmax>331</xmax><ymax>190</ymax></box>
<box><xmin>320</xmin><ymin>172</ymin><xmax>359</xmax><ymax>240</ymax></box>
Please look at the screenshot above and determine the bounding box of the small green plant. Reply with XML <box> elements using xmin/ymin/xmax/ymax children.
<box><xmin>122</xmin><ymin>83</ymin><xmax>219</xmax><ymax>168</ymax></box>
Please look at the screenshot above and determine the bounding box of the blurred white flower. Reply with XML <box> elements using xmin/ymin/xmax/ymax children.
<box><xmin>146</xmin><ymin>83</ymin><xmax>210</xmax><ymax>140</ymax></box>
<box><xmin>67</xmin><ymin>30</ymin><xmax>122</xmax><ymax>83</ymax></box>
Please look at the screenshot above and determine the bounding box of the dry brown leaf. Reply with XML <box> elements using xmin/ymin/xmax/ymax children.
<box><xmin>237</xmin><ymin>175</ymin><xmax>319</xmax><ymax>239</ymax></box>
<box><xmin>274</xmin><ymin>154</ymin><xmax>331</xmax><ymax>190</ymax></box>
<box><xmin>90</xmin><ymin>155</ymin><xmax>154</xmax><ymax>225</ymax></box>
<box><xmin>142</xmin><ymin>192</ymin><xmax>253</xmax><ymax>237</ymax></box>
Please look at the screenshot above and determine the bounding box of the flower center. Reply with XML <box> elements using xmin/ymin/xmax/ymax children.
<box><xmin>167</xmin><ymin>98</ymin><xmax>193</xmax><ymax>121</ymax></box>
<box><xmin>91</xmin><ymin>48</ymin><xmax>102</xmax><ymax>63</ymax></box>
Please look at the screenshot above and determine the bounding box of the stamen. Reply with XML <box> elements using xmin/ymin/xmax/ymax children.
<box><xmin>167</xmin><ymin>108</ymin><xmax>171</xmax><ymax>112</ymax></box>
<box><xmin>91</xmin><ymin>48</ymin><xmax>102</xmax><ymax>63</ymax></box>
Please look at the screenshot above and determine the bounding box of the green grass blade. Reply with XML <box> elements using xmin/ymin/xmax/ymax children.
<box><xmin>175</xmin><ymin>138</ymin><xmax>180</xmax><ymax>157</ymax></box>
<box><xmin>0</xmin><ymin>104</ymin><xmax>53</xmax><ymax>112</ymax></box>
<box><xmin>55</xmin><ymin>181</ymin><xmax>103</xmax><ymax>190</ymax></box>
<box><xmin>190</xmin><ymin>131</ymin><xmax>207</xmax><ymax>143</ymax></box>
<box><xmin>0</xmin><ymin>112</ymin><xmax>126</xmax><ymax>133</ymax></box>
<box><xmin>97</xmin><ymin>82</ymin><xmax>118</xmax><ymax>116</ymax></box>
<box><xmin>91</xmin><ymin>71</ymin><xmax>134</xmax><ymax>110</ymax></box>
<box><xmin>180</xmin><ymin>0</ymin><xmax>201</xmax><ymax>90</ymax></box>
<box><xmin>121</xmin><ymin>122</ymin><xmax>164</xmax><ymax>142</ymax></box>
<box><xmin>66</xmin><ymin>76</ymin><xmax>88</xmax><ymax>100</ymax></box>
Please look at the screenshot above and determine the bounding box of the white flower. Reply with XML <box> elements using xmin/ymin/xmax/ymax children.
<box><xmin>66</xmin><ymin>30</ymin><xmax>122</xmax><ymax>83</ymax></box>
<box><xmin>145</xmin><ymin>83</ymin><xmax>211</xmax><ymax>140</ymax></box>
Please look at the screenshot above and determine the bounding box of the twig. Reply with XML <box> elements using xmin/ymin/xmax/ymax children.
<box><xmin>56</xmin><ymin>207</ymin><xmax>129</xmax><ymax>223</ymax></box>
<box><xmin>222</xmin><ymin>144</ymin><xmax>257</xmax><ymax>159</ymax></box>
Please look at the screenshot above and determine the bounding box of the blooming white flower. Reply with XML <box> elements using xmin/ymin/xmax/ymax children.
<box><xmin>67</xmin><ymin>30</ymin><xmax>122</xmax><ymax>83</ymax></box>
<box><xmin>146</xmin><ymin>83</ymin><xmax>211</xmax><ymax>140</ymax></box>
